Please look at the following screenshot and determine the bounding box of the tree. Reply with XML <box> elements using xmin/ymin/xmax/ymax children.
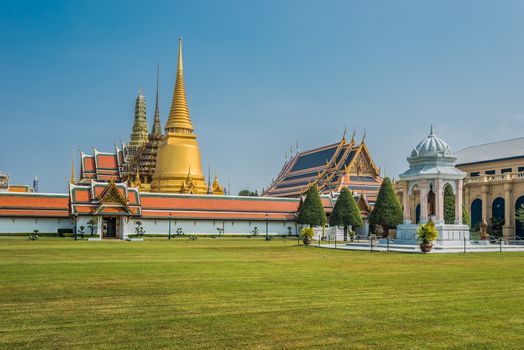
<box><xmin>297</xmin><ymin>184</ymin><xmax>327</xmax><ymax>228</ymax></box>
<box><xmin>368</xmin><ymin>177</ymin><xmax>403</xmax><ymax>236</ymax></box>
<box><xmin>443</xmin><ymin>186</ymin><xmax>471</xmax><ymax>226</ymax></box>
<box><xmin>238</xmin><ymin>189</ymin><xmax>258</xmax><ymax>196</ymax></box>
<box><xmin>516</xmin><ymin>204</ymin><xmax>524</xmax><ymax>228</ymax></box>
<box><xmin>444</xmin><ymin>185</ymin><xmax>455</xmax><ymax>224</ymax></box>
<box><xmin>87</xmin><ymin>218</ymin><xmax>97</xmax><ymax>237</ymax></box>
<box><xmin>329</xmin><ymin>187</ymin><xmax>363</xmax><ymax>241</ymax></box>
<box><xmin>462</xmin><ymin>203</ymin><xmax>471</xmax><ymax>227</ymax></box>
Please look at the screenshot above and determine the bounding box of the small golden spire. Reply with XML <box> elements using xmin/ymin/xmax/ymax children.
<box><xmin>351</xmin><ymin>127</ymin><xmax>356</xmax><ymax>143</ymax></box>
<box><xmin>361</xmin><ymin>128</ymin><xmax>367</xmax><ymax>144</ymax></box>
<box><xmin>165</xmin><ymin>37</ymin><xmax>193</xmax><ymax>132</ymax></box>
<box><xmin>134</xmin><ymin>166</ymin><xmax>141</xmax><ymax>186</ymax></box>
<box><xmin>70</xmin><ymin>151</ymin><xmax>76</xmax><ymax>185</ymax></box>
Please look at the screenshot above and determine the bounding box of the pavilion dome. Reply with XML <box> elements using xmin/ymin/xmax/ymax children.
<box><xmin>410</xmin><ymin>126</ymin><xmax>454</xmax><ymax>159</ymax></box>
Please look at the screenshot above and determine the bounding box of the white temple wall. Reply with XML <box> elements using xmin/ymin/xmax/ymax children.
<box><xmin>0</xmin><ymin>217</ymin><xmax>73</xmax><ymax>234</ymax></box>
<box><xmin>127</xmin><ymin>218</ymin><xmax>296</xmax><ymax>236</ymax></box>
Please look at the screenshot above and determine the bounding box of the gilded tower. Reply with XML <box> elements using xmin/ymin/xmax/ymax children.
<box><xmin>128</xmin><ymin>87</ymin><xmax>148</xmax><ymax>157</ymax></box>
<box><xmin>151</xmin><ymin>38</ymin><xmax>207</xmax><ymax>193</ymax></box>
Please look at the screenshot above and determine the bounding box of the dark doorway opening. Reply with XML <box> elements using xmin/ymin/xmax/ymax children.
<box><xmin>103</xmin><ymin>217</ymin><xmax>117</xmax><ymax>238</ymax></box>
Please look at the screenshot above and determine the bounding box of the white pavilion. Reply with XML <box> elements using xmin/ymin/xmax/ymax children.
<box><xmin>395</xmin><ymin>127</ymin><xmax>470</xmax><ymax>246</ymax></box>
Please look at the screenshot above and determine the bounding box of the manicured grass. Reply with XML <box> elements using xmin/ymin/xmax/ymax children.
<box><xmin>0</xmin><ymin>237</ymin><xmax>523</xmax><ymax>349</ymax></box>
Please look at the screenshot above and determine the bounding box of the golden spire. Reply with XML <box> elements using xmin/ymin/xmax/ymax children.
<box><xmin>151</xmin><ymin>64</ymin><xmax>162</xmax><ymax>136</ymax></box>
<box><xmin>134</xmin><ymin>166</ymin><xmax>141</xmax><ymax>187</ymax></box>
<box><xmin>70</xmin><ymin>152</ymin><xmax>76</xmax><ymax>185</ymax></box>
<box><xmin>165</xmin><ymin>37</ymin><xmax>193</xmax><ymax>132</ymax></box>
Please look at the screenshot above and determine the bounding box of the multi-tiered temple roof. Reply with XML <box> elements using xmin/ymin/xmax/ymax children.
<box><xmin>79</xmin><ymin>147</ymin><xmax>125</xmax><ymax>183</ymax></box>
<box><xmin>263</xmin><ymin>132</ymin><xmax>382</xmax><ymax>204</ymax></box>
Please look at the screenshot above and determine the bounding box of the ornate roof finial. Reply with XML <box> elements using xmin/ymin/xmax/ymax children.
<box><xmin>207</xmin><ymin>161</ymin><xmax>211</xmax><ymax>191</ymax></box>
<box><xmin>351</xmin><ymin>127</ymin><xmax>356</xmax><ymax>143</ymax></box>
<box><xmin>165</xmin><ymin>37</ymin><xmax>193</xmax><ymax>132</ymax></box>
<box><xmin>342</xmin><ymin>125</ymin><xmax>347</xmax><ymax>142</ymax></box>
<box><xmin>138</xmin><ymin>84</ymin><xmax>143</xmax><ymax>96</ymax></box>
<box><xmin>361</xmin><ymin>128</ymin><xmax>367</xmax><ymax>144</ymax></box>
<box><xmin>429</xmin><ymin>124</ymin><xmax>434</xmax><ymax>136</ymax></box>
<box><xmin>151</xmin><ymin>64</ymin><xmax>162</xmax><ymax>136</ymax></box>
<box><xmin>70</xmin><ymin>151</ymin><xmax>76</xmax><ymax>185</ymax></box>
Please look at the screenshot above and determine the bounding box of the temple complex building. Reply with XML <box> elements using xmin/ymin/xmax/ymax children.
<box><xmin>0</xmin><ymin>38</ymin><xmax>379</xmax><ymax>239</ymax></box>
<box><xmin>77</xmin><ymin>39</ymin><xmax>222</xmax><ymax>194</ymax></box>
<box><xmin>263</xmin><ymin>131</ymin><xmax>383</xmax><ymax>205</ymax></box>
<box><xmin>0</xmin><ymin>171</ymin><xmax>38</xmax><ymax>193</ymax></box>
<box><xmin>457</xmin><ymin>137</ymin><xmax>524</xmax><ymax>239</ymax></box>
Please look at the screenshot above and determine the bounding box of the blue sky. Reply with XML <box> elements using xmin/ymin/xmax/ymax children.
<box><xmin>1</xmin><ymin>0</ymin><xmax>524</xmax><ymax>193</ymax></box>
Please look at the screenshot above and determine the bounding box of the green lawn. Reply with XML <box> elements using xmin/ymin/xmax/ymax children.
<box><xmin>0</xmin><ymin>237</ymin><xmax>523</xmax><ymax>350</ymax></box>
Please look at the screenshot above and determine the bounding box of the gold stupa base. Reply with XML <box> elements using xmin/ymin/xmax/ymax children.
<box><xmin>150</xmin><ymin>175</ymin><xmax>207</xmax><ymax>194</ymax></box>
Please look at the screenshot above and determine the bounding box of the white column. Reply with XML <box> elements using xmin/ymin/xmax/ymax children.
<box><xmin>434</xmin><ymin>178</ymin><xmax>444</xmax><ymax>224</ymax></box>
<box><xmin>120</xmin><ymin>217</ymin><xmax>128</xmax><ymax>240</ymax></box>
<box><xmin>503</xmin><ymin>182</ymin><xmax>513</xmax><ymax>240</ymax></box>
<box><xmin>403</xmin><ymin>182</ymin><xmax>411</xmax><ymax>224</ymax></box>
<box><xmin>481</xmin><ymin>184</ymin><xmax>489</xmax><ymax>222</ymax></box>
<box><xmin>455</xmin><ymin>179</ymin><xmax>463</xmax><ymax>224</ymax></box>
<box><xmin>419</xmin><ymin>180</ymin><xmax>428</xmax><ymax>224</ymax></box>
<box><xmin>96</xmin><ymin>216</ymin><xmax>103</xmax><ymax>238</ymax></box>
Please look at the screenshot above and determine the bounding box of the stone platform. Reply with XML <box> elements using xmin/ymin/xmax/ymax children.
<box><xmin>395</xmin><ymin>222</ymin><xmax>470</xmax><ymax>246</ymax></box>
<box><xmin>315</xmin><ymin>241</ymin><xmax>524</xmax><ymax>253</ymax></box>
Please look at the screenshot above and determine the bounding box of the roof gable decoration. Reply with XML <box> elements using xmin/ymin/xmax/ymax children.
<box><xmin>95</xmin><ymin>180</ymin><xmax>131</xmax><ymax>215</ymax></box>
<box><xmin>347</xmin><ymin>143</ymin><xmax>380</xmax><ymax>177</ymax></box>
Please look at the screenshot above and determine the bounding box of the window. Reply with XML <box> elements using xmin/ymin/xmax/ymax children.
<box><xmin>485</xmin><ymin>170</ymin><xmax>496</xmax><ymax>175</ymax></box>
<box><xmin>501</xmin><ymin>168</ymin><xmax>512</xmax><ymax>174</ymax></box>
<box><xmin>470</xmin><ymin>172</ymin><xmax>480</xmax><ymax>177</ymax></box>
<box><xmin>518</xmin><ymin>166</ymin><xmax>524</xmax><ymax>172</ymax></box>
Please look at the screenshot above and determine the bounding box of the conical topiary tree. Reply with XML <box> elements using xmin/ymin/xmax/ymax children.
<box><xmin>297</xmin><ymin>184</ymin><xmax>327</xmax><ymax>228</ymax></box>
<box><xmin>329</xmin><ymin>187</ymin><xmax>363</xmax><ymax>241</ymax></box>
<box><xmin>369</xmin><ymin>177</ymin><xmax>403</xmax><ymax>236</ymax></box>
<box><xmin>444</xmin><ymin>185</ymin><xmax>455</xmax><ymax>224</ymax></box>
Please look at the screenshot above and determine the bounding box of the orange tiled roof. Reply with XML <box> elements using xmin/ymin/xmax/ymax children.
<box><xmin>0</xmin><ymin>193</ymin><xmax>69</xmax><ymax>217</ymax></box>
<box><xmin>140</xmin><ymin>193</ymin><xmax>300</xmax><ymax>212</ymax></box>
<box><xmin>139</xmin><ymin>193</ymin><xmax>300</xmax><ymax>220</ymax></box>
<box><xmin>96</xmin><ymin>154</ymin><xmax>118</xmax><ymax>169</ymax></box>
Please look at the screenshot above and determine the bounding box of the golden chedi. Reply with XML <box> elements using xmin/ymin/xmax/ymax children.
<box><xmin>151</xmin><ymin>38</ymin><xmax>207</xmax><ymax>194</ymax></box>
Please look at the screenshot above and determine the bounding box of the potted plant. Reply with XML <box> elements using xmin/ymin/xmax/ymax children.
<box><xmin>417</xmin><ymin>219</ymin><xmax>438</xmax><ymax>253</ymax></box>
<box><xmin>29</xmin><ymin>230</ymin><xmax>39</xmax><ymax>241</ymax></box>
<box><xmin>135</xmin><ymin>221</ymin><xmax>145</xmax><ymax>237</ymax></box>
<box><xmin>301</xmin><ymin>227</ymin><xmax>314</xmax><ymax>247</ymax></box>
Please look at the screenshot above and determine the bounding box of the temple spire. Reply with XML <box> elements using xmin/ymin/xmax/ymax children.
<box><xmin>129</xmin><ymin>85</ymin><xmax>148</xmax><ymax>151</ymax></box>
<box><xmin>151</xmin><ymin>65</ymin><xmax>162</xmax><ymax>136</ymax></box>
<box><xmin>165</xmin><ymin>37</ymin><xmax>193</xmax><ymax>132</ymax></box>
<box><xmin>429</xmin><ymin>124</ymin><xmax>434</xmax><ymax>136</ymax></box>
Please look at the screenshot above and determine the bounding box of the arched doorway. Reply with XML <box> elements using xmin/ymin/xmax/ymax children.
<box><xmin>470</xmin><ymin>198</ymin><xmax>482</xmax><ymax>229</ymax></box>
<box><xmin>491</xmin><ymin>197</ymin><xmax>505</xmax><ymax>237</ymax></box>
<box><xmin>492</xmin><ymin>197</ymin><xmax>505</xmax><ymax>221</ymax></box>
<box><xmin>515</xmin><ymin>196</ymin><xmax>524</xmax><ymax>239</ymax></box>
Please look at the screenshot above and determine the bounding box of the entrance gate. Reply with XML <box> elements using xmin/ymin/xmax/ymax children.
<box><xmin>102</xmin><ymin>217</ymin><xmax>117</xmax><ymax>238</ymax></box>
